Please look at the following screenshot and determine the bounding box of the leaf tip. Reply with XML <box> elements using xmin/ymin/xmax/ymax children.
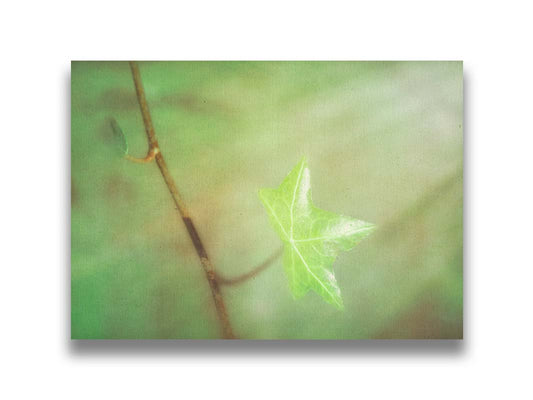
<box><xmin>298</xmin><ymin>155</ymin><xmax>308</xmax><ymax>167</ymax></box>
<box><xmin>258</xmin><ymin>187</ymin><xmax>270</xmax><ymax>201</ymax></box>
<box><xmin>330</xmin><ymin>294</ymin><xmax>345</xmax><ymax>310</ymax></box>
<box><xmin>367</xmin><ymin>222</ymin><xmax>378</xmax><ymax>233</ymax></box>
<box><xmin>109</xmin><ymin>117</ymin><xmax>129</xmax><ymax>156</ymax></box>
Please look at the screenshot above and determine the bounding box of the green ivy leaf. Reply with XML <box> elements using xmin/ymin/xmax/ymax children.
<box><xmin>259</xmin><ymin>157</ymin><xmax>376</xmax><ymax>309</ymax></box>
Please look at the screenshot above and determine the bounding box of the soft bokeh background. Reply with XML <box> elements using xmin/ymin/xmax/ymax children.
<box><xmin>71</xmin><ymin>61</ymin><xmax>462</xmax><ymax>339</ymax></box>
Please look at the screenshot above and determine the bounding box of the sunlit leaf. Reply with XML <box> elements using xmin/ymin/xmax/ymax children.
<box><xmin>259</xmin><ymin>157</ymin><xmax>376</xmax><ymax>309</ymax></box>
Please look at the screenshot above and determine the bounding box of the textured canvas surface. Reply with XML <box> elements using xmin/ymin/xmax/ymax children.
<box><xmin>71</xmin><ymin>61</ymin><xmax>462</xmax><ymax>339</ymax></box>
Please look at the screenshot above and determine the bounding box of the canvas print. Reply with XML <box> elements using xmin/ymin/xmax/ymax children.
<box><xmin>71</xmin><ymin>61</ymin><xmax>463</xmax><ymax>339</ymax></box>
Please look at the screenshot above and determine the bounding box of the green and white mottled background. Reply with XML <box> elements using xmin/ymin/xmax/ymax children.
<box><xmin>71</xmin><ymin>61</ymin><xmax>462</xmax><ymax>339</ymax></box>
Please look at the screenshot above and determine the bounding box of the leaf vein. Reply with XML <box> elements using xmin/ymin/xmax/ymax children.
<box><xmin>289</xmin><ymin>161</ymin><xmax>305</xmax><ymax>239</ymax></box>
<box><xmin>291</xmin><ymin>242</ymin><xmax>341</xmax><ymax>308</ymax></box>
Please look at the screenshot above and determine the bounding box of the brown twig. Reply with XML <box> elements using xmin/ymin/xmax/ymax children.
<box><xmin>128</xmin><ymin>61</ymin><xmax>235</xmax><ymax>339</ymax></box>
<box><xmin>124</xmin><ymin>148</ymin><xmax>157</xmax><ymax>164</ymax></box>
<box><xmin>217</xmin><ymin>248</ymin><xmax>283</xmax><ymax>286</ymax></box>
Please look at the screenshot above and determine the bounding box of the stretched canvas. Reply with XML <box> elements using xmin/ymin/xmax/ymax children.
<box><xmin>71</xmin><ymin>61</ymin><xmax>463</xmax><ymax>339</ymax></box>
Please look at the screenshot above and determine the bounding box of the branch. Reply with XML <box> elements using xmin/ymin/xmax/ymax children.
<box><xmin>217</xmin><ymin>248</ymin><xmax>283</xmax><ymax>286</ymax></box>
<box><xmin>128</xmin><ymin>61</ymin><xmax>235</xmax><ymax>339</ymax></box>
<box><xmin>124</xmin><ymin>150</ymin><xmax>157</xmax><ymax>164</ymax></box>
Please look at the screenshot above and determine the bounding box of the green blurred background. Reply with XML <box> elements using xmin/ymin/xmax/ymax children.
<box><xmin>71</xmin><ymin>61</ymin><xmax>462</xmax><ymax>339</ymax></box>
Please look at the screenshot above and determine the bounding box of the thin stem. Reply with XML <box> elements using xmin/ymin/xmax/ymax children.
<box><xmin>128</xmin><ymin>61</ymin><xmax>235</xmax><ymax>339</ymax></box>
<box><xmin>124</xmin><ymin>148</ymin><xmax>158</xmax><ymax>164</ymax></box>
<box><xmin>217</xmin><ymin>248</ymin><xmax>283</xmax><ymax>286</ymax></box>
